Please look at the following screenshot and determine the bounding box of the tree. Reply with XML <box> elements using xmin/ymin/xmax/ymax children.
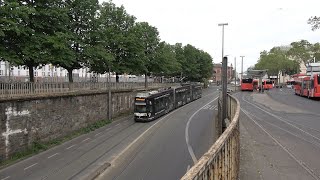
<box><xmin>132</xmin><ymin>22</ymin><xmax>160</xmax><ymax>87</ymax></box>
<box><xmin>0</xmin><ymin>0</ymin><xmax>67</xmax><ymax>82</ymax></box>
<box><xmin>153</xmin><ymin>42</ymin><xmax>181</xmax><ymax>78</ymax></box>
<box><xmin>308</xmin><ymin>16</ymin><xmax>320</xmax><ymax>31</ymax></box>
<box><xmin>255</xmin><ymin>47</ymin><xmax>299</xmax><ymax>78</ymax></box>
<box><xmin>311</xmin><ymin>43</ymin><xmax>320</xmax><ymax>62</ymax></box>
<box><xmin>96</xmin><ymin>1</ymin><xmax>137</xmax><ymax>82</ymax></box>
<box><xmin>174</xmin><ymin>43</ymin><xmax>186</xmax><ymax>81</ymax></box>
<box><xmin>287</xmin><ymin>40</ymin><xmax>312</xmax><ymax>66</ymax></box>
<box><xmin>53</xmin><ymin>0</ymin><xmax>99</xmax><ymax>83</ymax></box>
<box><xmin>197</xmin><ymin>50</ymin><xmax>213</xmax><ymax>82</ymax></box>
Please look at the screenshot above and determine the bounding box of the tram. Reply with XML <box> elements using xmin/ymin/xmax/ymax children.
<box><xmin>134</xmin><ymin>84</ymin><xmax>202</xmax><ymax>122</ymax></box>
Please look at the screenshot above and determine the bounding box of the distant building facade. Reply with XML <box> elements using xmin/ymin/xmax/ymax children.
<box><xmin>0</xmin><ymin>60</ymin><xmax>103</xmax><ymax>82</ymax></box>
<box><xmin>212</xmin><ymin>63</ymin><xmax>234</xmax><ymax>84</ymax></box>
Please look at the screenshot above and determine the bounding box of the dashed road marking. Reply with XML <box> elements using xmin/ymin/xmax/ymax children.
<box><xmin>66</xmin><ymin>144</ymin><xmax>75</xmax><ymax>150</ymax></box>
<box><xmin>115</xmin><ymin>123</ymin><xmax>120</xmax><ymax>127</ymax></box>
<box><xmin>81</xmin><ymin>138</ymin><xmax>90</xmax><ymax>143</ymax></box>
<box><xmin>105</xmin><ymin>127</ymin><xmax>111</xmax><ymax>131</ymax></box>
<box><xmin>47</xmin><ymin>153</ymin><xmax>59</xmax><ymax>159</ymax></box>
<box><xmin>24</xmin><ymin>163</ymin><xmax>38</xmax><ymax>171</ymax></box>
<box><xmin>95</xmin><ymin>132</ymin><xmax>102</xmax><ymax>137</ymax></box>
<box><xmin>1</xmin><ymin>176</ymin><xmax>10</xmax><ymax>180</ymax></box>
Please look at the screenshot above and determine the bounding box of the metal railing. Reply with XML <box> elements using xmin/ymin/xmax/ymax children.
<box><xmin>181</xmin><ymin>94</ymin><xmax>240</xmax><ymax>180</ymax></box>
<box><xmin>0</xmin><ymin>82</ymin><xmax>174</xmax><ymax>99</ymax></box>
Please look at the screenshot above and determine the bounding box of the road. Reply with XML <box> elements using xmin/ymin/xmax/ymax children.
<box><xmin>237</xmin><ymin>88</ymin><xmax>320</xmax><ymax>180</ymax></box>
<box><xmin>0</xmin><ymin>85</ymin><xmax>220</xmax><ymax>180</ymax></box>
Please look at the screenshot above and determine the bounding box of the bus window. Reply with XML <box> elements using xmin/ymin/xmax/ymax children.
<box><xmin>242</xmin><ymin>79</ymin><xmax>253</xmax><ymax>83</ymax></box>
<box><xmin>318</xmin><ymin>75</ymin><xmax>320</xmax><ymax>85</ymax></box>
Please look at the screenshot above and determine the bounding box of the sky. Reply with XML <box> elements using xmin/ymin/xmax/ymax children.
<box><xmin>100</xmin><ymin>0</ymin><xmax>320</xmax><ymax>72</ymax></box>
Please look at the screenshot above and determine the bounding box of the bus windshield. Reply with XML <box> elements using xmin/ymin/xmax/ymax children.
<box><xmin>242</xmin><ymin>79</ymin><xmax>253</xmax><ymax>83</ymax></box>
<box><xmin>135</xmin><ymin>105</ymin><xmax>147</xmax><ymax>113</ymax></box>
<box><xmin>266</xmin><ymin>81</ymin><xmax>272</xmax><ymax>84</ymax></box>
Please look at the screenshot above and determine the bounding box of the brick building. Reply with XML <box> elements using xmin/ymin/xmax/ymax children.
<box><xmin>212</xmin><ymin>63</ymin><xmax>234</xmax><ymax>84</ymax></box>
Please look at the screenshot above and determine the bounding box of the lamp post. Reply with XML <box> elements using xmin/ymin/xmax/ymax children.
<box><xmin>218</xmin><ymin>23</ymin><xmax>228</xmax><ymax>132</ymax></box>
<box><xmin>240</xmin><ymin>55</ymin><xmax>245</xmax><ymax>81</ymax></box>
<box><xmin>218</xmin><ymin>23</ymin><xmax>228</xmax><ymax>61</ymax></box>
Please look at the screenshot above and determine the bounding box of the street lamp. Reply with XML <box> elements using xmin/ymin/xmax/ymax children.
<box><xmin>240</xmin><ymin>55</ymin><xmax>245</xmax><ymax>81</ymax></box>
<box><xmin>218</xmin><ymin>23</ymin><xmax>228</xmax><ymax>60</ymax></box>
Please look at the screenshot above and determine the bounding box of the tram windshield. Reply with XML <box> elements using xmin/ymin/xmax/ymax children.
<box><xmin>135</xmin><ymin>105</ymin><xmax>147</xmax><ymax>113</ymax></box>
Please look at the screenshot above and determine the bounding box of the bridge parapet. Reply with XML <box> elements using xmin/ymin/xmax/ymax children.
<box><xmin>181</xmin><ymin>94</ymin><xmax>240</xmax><ymax>180</ymax></box>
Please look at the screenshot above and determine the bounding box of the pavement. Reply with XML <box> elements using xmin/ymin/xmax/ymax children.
<box><xmin>236</xmin><ymin>88</ymin><xmax>320</xmax><ymax>180</ymax></box>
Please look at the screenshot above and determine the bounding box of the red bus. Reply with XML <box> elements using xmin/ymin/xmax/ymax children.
<box><xmin>241</xmin><ymin>78</ymin><xmax>254</xmax><ymax>91</ymax></box>
<box><xmin>294</xmin><ymin>74</ymin><xmax>320</xmax><ymax>98</ymax></box>
<box><xmin>292</xmin><ymin>73</ymin><xmax>307</xmax><ymax>90</ymax></box>
<box><xmin>263</xmin><ymin>80</ymin><xmax>273</xmax><ymax>90</ymax></box>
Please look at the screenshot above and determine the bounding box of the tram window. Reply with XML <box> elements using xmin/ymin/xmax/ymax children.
<box><xmin>136</xmin><ymin>105</ymin><xmax>147</xmax><ymax>113</ymax></box>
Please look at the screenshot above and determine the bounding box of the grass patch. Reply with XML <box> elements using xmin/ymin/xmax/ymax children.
<box><xmin>0</xmin><ymin>119</ymin><xmax>112</xmax><ymax>168</ymax></box>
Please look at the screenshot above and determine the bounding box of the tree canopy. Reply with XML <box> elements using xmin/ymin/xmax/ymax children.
<box><xmin>0</xmin><ymin>0</ymin><xmax>213</xmax><ymax>83</ymax></box>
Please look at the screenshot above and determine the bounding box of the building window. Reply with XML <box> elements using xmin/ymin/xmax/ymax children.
<box><xmin>42</xmin><ymin>72</ymin><xmax>45</xmax><ymax>76</ymax></box>
<box><xmin>34</xmin><ymin>71</ymin><xmax>38</xmax><ymax>77</ymax></box>
<box><xmin>18</xmin><ymin>71</ymin><xmax>20</xmax><ymax>76</ymax></box>
<box><xmin>26</xmin><ymin>71</ymin><xmax>29</xmax><ymax>76</ymax></box>
<box><xmin>47</xmin><ymin>72</ymin><xmax>50</xmax><ymax>76</ymax></box>
<box><xmin>0</xmin><ymin>70</ymin><xmax>3</xmax><ymax>75</ymax></box>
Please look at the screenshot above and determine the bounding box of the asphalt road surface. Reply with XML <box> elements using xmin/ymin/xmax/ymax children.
<box><xmin>0</xmin><ymin>85</ymin><xmax>219</xmax><ymax>180</ymax></box>
<box><xmin>237</xmin><ymin>88</ymin><xmax>320</xmax><ymax>180</ymax></box>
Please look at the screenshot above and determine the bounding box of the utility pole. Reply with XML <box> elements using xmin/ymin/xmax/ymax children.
<box><xmin>108</xmin><ymin>66</ymin><xmax>112</xmax><ymax>121</ymax></box>
<box><xmin>222</xmin><ymin>57</ymin><xmax>228</xmax><ymax>130</ymax></box>
<box><xmin>240</xmin><ymin>56</ymin><xmax>245</xmax><ymax>81</ymax></box>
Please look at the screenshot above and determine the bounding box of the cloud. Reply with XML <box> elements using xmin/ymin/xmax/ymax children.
<box><xmin>100</xmin><ymin>0</ymin><xmax>320</xmax><ymax>71</ymax></box>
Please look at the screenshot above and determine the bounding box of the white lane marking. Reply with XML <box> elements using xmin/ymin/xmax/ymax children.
<box><xmin>105</xmin><ymin>127</ymin><xmax>111</xmax><ymax>131</ymax></box>
<box><xmin>210</xmin><ymin>105</ymin><xmax>217</xmax><ymax>110</ymax></box>
<box><xmin>241</xmin><ymin>108</ymin><xmax>320</xmax><ymax>180</ymax></box>
<box><xmin>95</xmin><ymin>132</ymin><xmax>102</xmax><ymax>137</ymax></box>
<box><xmin>24</xmin><ymin>163</ymin><xmax>38</xmax><ymax>171</ymax></box>
<box><xmin>66</xmin><ymin>144</ymin><xmax>75</xmax><ymax>150</ymax></box>
<box><xmin>81</xmin><ymin>138</ymin><xmax>90</xmax><ymax>143</ymax></box>
<box><xmin>115</xmin><ymin>123</ymin><xmax>120</xmax><ymax>127</ymax></box>
<box><xmin>1</xmin><ymin>176</ymin><xmax>10</xmax><ymax>180</ymax></box>
<box><xmin>104</xmin><ymin>91</ymin><xmax>220</xmax><ymax>171</ymax></box>
<box><xmin>47</xmin><ymin>153</ymin><xmax>59</xmax><ymax>159</ymax></box>
<box><xmin>185</xmin><ymin>97</ymin><xmax>219</xmax><ymax>164</ymax></box>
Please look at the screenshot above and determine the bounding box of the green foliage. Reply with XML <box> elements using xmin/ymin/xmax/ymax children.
<box><xmin>172</xmin><ymin>43</ymin><xmax>213</xmax><ymax>82</ymax></box>
<box><xmin>287</xmin><ymin>40</ymin><xmax>312</xmax><ymax>66</ymax></box>
<box><xmin>94</xmin><ymin>1</ymin><xmax>137</xmax><ymax>77</ymax></box>
<box><xmin>0</xmin><ymin>0</ymin><xmax>214</xmax><ymax>82</ymax></box>
<box><xmin>308</xmin><ymin>16</ymin><xmax>320</xmax><ymax>31</ymax></box>
<box><xmin>255</xmin><ymin>47</ymin><xmax>300</xmax><ymax>76</ymax></box>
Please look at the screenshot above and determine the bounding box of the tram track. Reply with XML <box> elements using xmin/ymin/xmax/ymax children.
<box><xmin>241</xmin><ymin>108</ymin><xmax>320</xmax><ymax>180</ymax></box>
<box><xmin>242</xmin><ymin>95</ymin><xmax>320</xmax><ymax>142</ymax></box>
<box><xmin>240</xmin><ymin>93</ymin><xmax>320</xmax><ymax>179</ymax></box>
